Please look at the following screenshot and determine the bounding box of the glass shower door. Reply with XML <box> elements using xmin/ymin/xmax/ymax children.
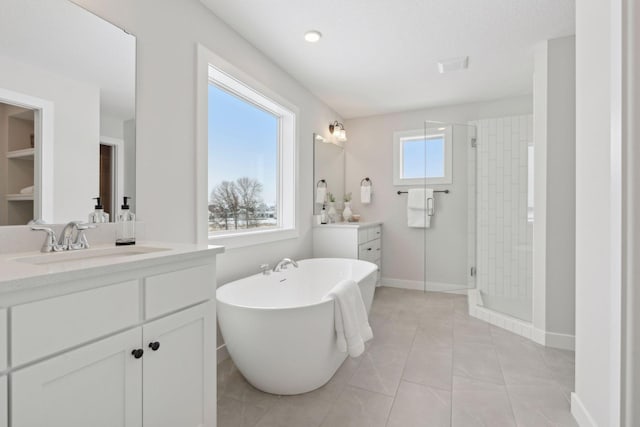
<box><xmin>472</xmin><ymin>116</ymin><xmax>533</xmax><ymax>321</ymax></box>
<box><xmin>421</xmin><ymin>122</ymin><xmax>477</xmax><ymax>294</ymax></box>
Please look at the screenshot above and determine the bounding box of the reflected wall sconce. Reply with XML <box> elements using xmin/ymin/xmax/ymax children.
<box><xmin>329</xmin><ymin>121</ymin><xmax>347</xmax><ymax>142</ymax></box>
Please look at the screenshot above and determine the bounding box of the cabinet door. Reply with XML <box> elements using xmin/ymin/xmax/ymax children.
<box><xmin>142</xmin><ymin>302</ymin><xmax>215</xmax><ymax>427</ymax></box>
<box><xmin>0</xmin><ymin>376</ymin><xmax>6</xmax><ymax>427</ymax></box>
<box><xmin>12</xmin><ymin>328</ymin><xmax>142</xmax><ymax>427</ymax></box>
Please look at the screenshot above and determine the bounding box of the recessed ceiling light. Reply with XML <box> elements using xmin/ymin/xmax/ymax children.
<box><xmin>437</xmin><ymin>56</ymin><xmax>469</xmax><ymax>74</ymax></box>
<box><xmin>304</xmin><ymin>30</ymin><xmax>322</xmax><ymax>43</ymax></box>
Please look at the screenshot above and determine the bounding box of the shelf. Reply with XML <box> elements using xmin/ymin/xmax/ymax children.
<box><xmin>6</xmin><ymin>193</ymin><xmax>34</xmax><ymax>201</ymax></box>
<box><xmin>6</xmin><ymin>148</ymin><xmax>35</xmax><ymax>160</ymax></box>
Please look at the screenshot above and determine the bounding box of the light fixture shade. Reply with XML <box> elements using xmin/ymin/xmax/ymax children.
<box><xmin>329</xmin><ymin>121</ymin><xmax>347</xmax><ymax>142</ymax></box>
<box><xmin>304</xmin><ymin>30</ymin><xmax>322</xmax><ymax>43</ymax></box>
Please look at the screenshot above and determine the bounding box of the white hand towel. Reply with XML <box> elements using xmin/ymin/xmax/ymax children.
<box><xmin>324</xmin><ymin>279</ymin><xmax>373</xmax><ymax>358</ymax></box>
<box><xmin>407</xmin><ymin>188</ymin><xmax>433</xmax><ymax>228</ymax></box>
<box><xmin>360</xmin><ymin>185</ymin><xmax>371</xmax><ymax>204</ymax></box>
<box><xmin>316</xmin><ymin>187</ymin><xmax>327</xmax><ymax>204</ymax></box>
<box><xmin>19</xmin><ymin>185</ymin><xmax>34</xmax><ymax>195</ymax></box>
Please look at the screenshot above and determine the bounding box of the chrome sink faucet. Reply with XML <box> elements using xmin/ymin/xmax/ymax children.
<box><xmin>31</xmin><ymin>221</ymin><xmax>96</xmax><ymax>253</ymax></box>
<box><xmin>272</xmin><ymin>258</ymin><xmax>299</xmax><ymax>272</ymax></box>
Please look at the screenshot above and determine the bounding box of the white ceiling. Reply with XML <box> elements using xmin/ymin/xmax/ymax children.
<box><xmin>0</xmin><ymin>0</ymin><xmax>135</xmax><ymax>121</ymax></box>
<box><xmin>200</xmin><ymin>0</ymin><xmax>575</xmax><ymax>119</ymax></box>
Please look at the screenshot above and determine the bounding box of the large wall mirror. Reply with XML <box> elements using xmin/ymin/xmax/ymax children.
<box><xmin>0</xmin><ymin>0</ymin><xmax>136</xmax><ymax>226</ymax></box>
<box><xmin>313</xmin><ymin>133</ymin><xmax>345</xmax><ymax>215</ymax></box>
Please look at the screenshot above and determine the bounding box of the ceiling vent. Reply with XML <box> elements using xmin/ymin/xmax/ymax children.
<box><xmin>437</xmin><ymin>56</ymin><xmax>469</xmax><ymax>74</ymax></box>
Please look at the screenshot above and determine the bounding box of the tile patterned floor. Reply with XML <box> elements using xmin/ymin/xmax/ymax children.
<box><xmin>217</xmin><ymin>287</ymin><xmax>577</xmax><ymax>427</ymax></box>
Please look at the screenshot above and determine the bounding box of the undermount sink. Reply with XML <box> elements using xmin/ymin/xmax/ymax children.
<box><xmin>14</xmin><ymin>246</ymin><xmax>171</xmax><ymax>265</ymax></box>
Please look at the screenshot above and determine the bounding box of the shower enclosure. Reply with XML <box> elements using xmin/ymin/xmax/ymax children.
<box><xmin>420</xmin><ymin>117</ymin><xmax>534</xmax><ymax>326</ymax></box>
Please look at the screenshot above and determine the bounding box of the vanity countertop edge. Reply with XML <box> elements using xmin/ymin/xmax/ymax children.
<box><xmin>0</xmin><ymin>242</ymin><xmax>224</xmax><ymax>296</ymax></box>
<box><xmin>312</xmin><ymin>221</ymin><xmax>382</xmax><ymax>229</ymax></box>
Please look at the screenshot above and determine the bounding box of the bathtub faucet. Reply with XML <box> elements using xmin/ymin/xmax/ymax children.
<box><xmin>273</xmin><ymin>258</ymin><xmax>299</xmax><ymax>272</ymax></box>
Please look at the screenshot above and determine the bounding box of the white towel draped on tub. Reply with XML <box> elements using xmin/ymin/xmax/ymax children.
<box><xmin>407</xmin><ymin>188</ymin><xmax>434</xmax><ymax>228</ymax></box>
<box><xmin>324</xmin><ymin>279</ymin><xmax>373</xmax><ymax>357</ymax></box>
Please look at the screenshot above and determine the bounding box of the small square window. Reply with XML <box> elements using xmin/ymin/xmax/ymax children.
<box><xmin>393</xmin><ymin>127</ymin><xmax>452</xmax><ymax>185</ymax></box>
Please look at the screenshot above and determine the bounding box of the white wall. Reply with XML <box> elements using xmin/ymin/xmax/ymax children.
<box><xmin>71</xmin><ymin>0</ymin><xmax>341</xmax><ymax>280</ymax></box>
<box><xmin>533</xmin><ymin>36</ymin><xmax>576</xmax><ymax>347</ymax></box>
<box><xmin>344</xmin><ymin>96</ymin><xmax>532</xmax><ymax>288</ymax></box>
<box><xmin>623</xmin><ymin>1</ymin><xmax>640</xmax><ymax>424</ymax></box>
<box><xmin>100</xmin><ymin>115</ymin><xmax>124</xmax><ymax>139</ymax></box>
<box><xmin>0</xmin><ymin>54</ymin><xmax>100</xmax><ymax>223</ymax></box>
<box><xmin>573</xmin><ymin>0</ymin><xmax>622</xmax><ymax>425</ymax></box>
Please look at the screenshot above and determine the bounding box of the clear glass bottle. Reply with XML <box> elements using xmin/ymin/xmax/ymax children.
<box><xmin>88</xmin><ymin>197</ymin><xmax>109</xmax><ymax>223</ymax></box>
<box><xmin>116</xmin><ymin>196</ymin><xmax>135</xmax><ymax>246</ymax></box>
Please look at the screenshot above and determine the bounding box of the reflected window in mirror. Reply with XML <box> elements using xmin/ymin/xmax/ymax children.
<box><xmin>0</xmin><ymin>0</ymin><xmax>136</xmax><ymax>225</ymax></box>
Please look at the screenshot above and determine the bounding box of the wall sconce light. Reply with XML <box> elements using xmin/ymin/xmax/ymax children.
<box><xmin>329</xmin><ymin>121</ymin><xmax>347</xmax><ymax>142</ymax></box>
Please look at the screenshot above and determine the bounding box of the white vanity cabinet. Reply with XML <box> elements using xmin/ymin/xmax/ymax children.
<box><xmin>0</xmin><ymin>308</ymin><xmax>6</xmax><ymax>427</ymax></box>
<box><xmin>142</xmin><ymin>302</ymin><xmax>214</xmax><ymax>427</ymax></box>
<box><xmin>12</xmin><ymin>328</ymin><xmax>143</xmax><ymax>427</ymax></box>
<box><xmin>313</xmin><ymin>222</ymin><xmax>383</xmax><ymax>281</ymax></box>
<box><xmin>0</xmin><ymin>244</ymin><xmax>222</xmax><ymax>427</ymax></box>
<box><xmin>0</xmin><ymin>376</ymin><xmax>6</xmax><ymax>427</ymax></box>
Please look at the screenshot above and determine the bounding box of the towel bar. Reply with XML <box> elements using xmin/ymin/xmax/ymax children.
<box><xmin>397</xmin><ymin>189</ymin><xmax>449</xmax><ymax>195</ymax></box>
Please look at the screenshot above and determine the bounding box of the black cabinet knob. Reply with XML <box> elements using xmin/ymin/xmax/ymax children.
<box><xmin>367</xmin><ymin>248</ymin><xmax>372</xmax><ymax>251</ymax></box>
<box><xmin>149</xmin><ymin>341</ymin><xmax>160</xmax><ymax>351</ymax></box>
<box><xmin>131</xmin><ymin>349</ymin><xmax>144</xmax><ymax>359</ymax></box>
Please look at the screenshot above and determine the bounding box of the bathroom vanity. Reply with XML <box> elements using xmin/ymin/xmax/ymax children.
<box><xmin>312</xmin><ymin>222</ymin><xmax>383</xmax><ymax>282</ymax></box>
<box><xmin>0</xmin><ymin>242</ymin><xmax>223</xmax><ymax>427</ymax></box>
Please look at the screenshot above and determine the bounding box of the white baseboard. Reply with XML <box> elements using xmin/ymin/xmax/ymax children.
<box><xmin>467</xmin><ymin>289</ymin><xmax>575</xmax><ymax>350</ymax></box>
<box><xmin>217</xmin><ymin>344</ymin><xmax>230</xmax><ymax>365</ymax></box>
<box><xmin>469</xmin><ymin>291</ymin><xmax>534</xmax><ymax>340</ymax></box>
<box><xmin>532</xmin><ymin>327</ymin><xmax>546</xmax><ymax>346</ymax></box>
<box><xmin>381</xmin><ymin>277</ymin><xmax>469</xmax><ymax>295</ymax></box>
<box><xmin>545</xmin><ymin>330</ymin><xmax>576</xmax><ymax>351</ymax></box>
<box><xmin>571</xmin><ymin>393</ymin><xmax>597</xmax><ymax>427</ymax></box>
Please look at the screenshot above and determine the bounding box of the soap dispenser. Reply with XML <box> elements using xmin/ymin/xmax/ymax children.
<box><xmin>320</xmin><ymin>204</ymin><xmax>328</xmax><ymax>225</ymax></box>
<box><xmin>116</xmin><ymin>196</ymin><xmax>135</xmax><ymax>246</ymax></box>
<box><xmin>88</xmin><ymin>197</ymin><xmax>109</xmax><ymax>223</ymax></box>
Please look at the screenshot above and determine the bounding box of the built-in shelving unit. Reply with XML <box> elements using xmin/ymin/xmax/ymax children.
<box><xmin>1</xmin><ymin>104</ymin><xmax>36</xmax><ymax>225</ymax></box>
<box><xmin>5</xmin><ymin>194</ymin><xmax>34</xmax><ymax>202</ymax></box>
<box><xmin>6</xmin><ymin>148</ymin><xmax>35</xmax><ymax>160</ymax></box>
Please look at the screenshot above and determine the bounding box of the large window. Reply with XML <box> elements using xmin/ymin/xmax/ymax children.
<box><xmin>393</xmin><ymin>127</ymin><xmax>452</xmax><ymax>185</ymax></box>
<box><xmin>207</xmin><ymin>65</ymin><xmax>296</xmax><ymax>241</ymax></box>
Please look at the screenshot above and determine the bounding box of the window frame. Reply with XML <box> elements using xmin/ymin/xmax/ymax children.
<box><xmin>393</xmin><ymin>126</ymin><xmax>453</xmax><ymax>186</ymax></box>
<box><xmin>197</xmin><ymin>45</ymin><xmax>299</xmax><ymax>249</ymax></box>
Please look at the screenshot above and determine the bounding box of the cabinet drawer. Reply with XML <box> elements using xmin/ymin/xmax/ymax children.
<box><xmin>357</xmin><ymin>229</ymin><xmax>368</xmax><ymax>245</ymax></box>
<box><xmin>358</xmin><ymin>239</ymin><xmax>381</xmax><ymax>262</ymax></box>
<box><xmin>145</xmin><ymin>264</ymin><xmax>215</xmax><ymax>319</ymax></box>
<box><xmin>0</xmin><ymin>310</ymin><xmax>6</xmax><ymax>372</ymax></box>
<box><xmin>367</xmin><ymin>226</ymin><xmax>382</xmax><ymax>242</ymax></box>
<box><xmin>11</xmin><ymin>281</ymin><xmax>139</xmax><ymax>366</ymax></box>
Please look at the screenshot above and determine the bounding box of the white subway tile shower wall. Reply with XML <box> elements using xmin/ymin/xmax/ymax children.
<box><xmin>470</xmin><ymin>116</ymin><xmax>533</xmax><ymax>322</ymax></box>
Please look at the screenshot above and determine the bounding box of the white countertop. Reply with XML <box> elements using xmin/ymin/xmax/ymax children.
<box><xmin>312</xmin><ymin>221</ymin><xmax>382</xmax><ymax>229</ymax></box>
<box><xmin>0</xmin><ymin>242</ymin><xmax>224</xmax><ymax>295</ymax></box>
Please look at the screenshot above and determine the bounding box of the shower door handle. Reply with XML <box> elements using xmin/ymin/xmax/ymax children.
<box><xmin>427</xmin><ymin>197</ymin><xmax>435</xmax><ymax>216</ymax></box>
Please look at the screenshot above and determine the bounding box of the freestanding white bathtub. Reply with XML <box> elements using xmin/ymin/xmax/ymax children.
<box><xmin>217</xmin><ymin>258</ymin><xmax>377</xmax><ymax>395</ymax></box>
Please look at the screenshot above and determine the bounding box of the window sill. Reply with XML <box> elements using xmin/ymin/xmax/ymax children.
<box><xmin>208</xmin><ymin>227</ymin><xmax>298</xmax><ymax>250</ymax></box>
